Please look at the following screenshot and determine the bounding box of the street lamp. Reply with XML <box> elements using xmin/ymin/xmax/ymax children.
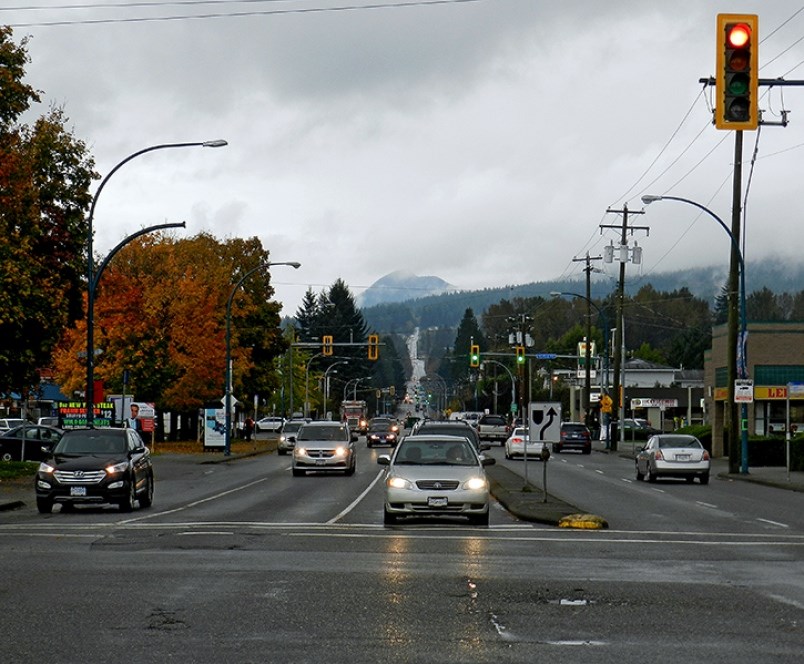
<box><xmin>550</xmin><ymin>291</ymin><xmax>611</xmax><ymax>447</ymax></box>
<box><xmin>322</xmin><ymin>361</ymin><xmax>348</xmax><ymax>420</ymax></box>
<box><xmin>479</xmin><ymin>360</ymin><xmax>514</xmax><ymax>417</ymax></box>
<box><xmin>224</xmin><ymin>261</ymin><xmax>301</xmax><ymax>455</ymax></box>
<box><xmin>642</xmin><ymin>194</ymin><xmax>749</xmax><ymax>474</ymax></box>
<box><xmin>85</xmin><ymin>140</ymin><xmax>227</xmax><ymax>426</ymax></box>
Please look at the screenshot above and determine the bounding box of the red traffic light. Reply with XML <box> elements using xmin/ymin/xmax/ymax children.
<box><xmin>726</xmin><ymin>23</ymin><xmax>751</xmax><ymax>49</ymax></box>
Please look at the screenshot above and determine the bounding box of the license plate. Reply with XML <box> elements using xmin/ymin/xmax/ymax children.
<box><xmin>428</xmin><ymin>497</ymin><xmax>448</xmax><ymax>508</ymax></box>
<box><xmin>70</xmin><ymin>486</ymin><xmax>87</xmax><ymax>497</ymax></box>
<box><xmin>676</xmin><ymin>454</ymin><xmax>691</xmax><ymax>461</ymax></box>
<box><xmin>315</xmin><ymin>459</ymin><xmax>326</xmax><ymax>466</ymax></box>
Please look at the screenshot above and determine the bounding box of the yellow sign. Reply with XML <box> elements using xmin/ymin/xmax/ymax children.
<box><xmin>600</xmin><ymin>395</ymin><xmax>613</xmax><ymax>413</ymax></box>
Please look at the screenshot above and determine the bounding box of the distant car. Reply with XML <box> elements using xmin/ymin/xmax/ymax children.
<box><xmin>35</xmin><ymin>427</ymin><xmax>154</xmax><ymax>513</ymax></box>
<box><xmin>553</xmin><ymin>422</ymin><xmax>592</xmax><ymax>454</ymax></box>
<box><xmin>37</xmin><ymin>417</ymin><xmax>60</xmax><ymax>427</ymax></box>
<box><xmin>366</xmin><ymin>417</ymin><xmax>398</xmax><ymax>448</ymax></box>
<box><xmin>476</xmin><ymin>414</ymin><xmax>510</xmax><ymax>444</ymax></box>
<box><xmin>277</xmin><ymin>420</ymin><xmax>305</xmax><ymax>455</ymax></box>
<box><xmin>636</xmin><ymin>434</ymin><xmax>710</xmax><ymax>484</ymax></box>
<box><xmin>0</xmin><ymin>424</ymin><xmax>64</xmax><ymax>462</ymax></box>
<box><xmin>408</xmin><ymin>420</ymin><xmax>483</xmax><ymax>452</ymax></box>
<box><xmin>292</xmin><ymin>421</ymin><xmax>355</xmax><ymax>476</ymax></box>
<box><xmin>255</xmin><ymin>417</ymin><xmax>285</xmax><ymax>433</ymax></box>
<box><xmin>503</xmin><ymin>427</ymin><xmax>543</xmax><ymax>460</ymax></box>
<box><xmin>0</xmin><ymin>418</ymin><xmax>26</xmax><ymax>432</ymax></box>
<box><xmin>377</xmin><ymin>435</ymin><xmax>495</xmax><ymax>526</ymax></box>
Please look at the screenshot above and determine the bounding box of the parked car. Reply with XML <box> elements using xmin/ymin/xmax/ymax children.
<box><xmin>377</xmin><ymin>435</ymin><xmax>495</xmax><ymax>526</ymax></box>
<box><xmin>553</xmin><ymin>422</ymin><xmax>592</xmax><ymax>454</ymax></box>
<box><xmin>255</xmin><ymin>416</ymin><xmax>285</xmax><ymax>433</ymax></box>
<box><xmin>37</xmin><ymin>417</ymin><xmax>60</xmax><ymax>427</ymax></box>
<box><xmin>35</xmin><ymin>427</ymin><xmax>154</xmax><ymax>513</ymax></box>
<box><xmin>0</xmin><ymin>418</ymin><xmax>26</xmax><ymax>432</ymax></box>
<box><xmin>292</xmin><ymin>421</ymin><xmax>355</xmax><ymax>476</ymax></box>
<box><xmin>635</xmin><ymin>434</ymin><xmax>710</xmax><ymax>484</ymax></box>
<box><xmin>366</xmin><ymin>417</ymin><xmax>398</xmax><ymax>448</ymax></box>
<box><xmin>408</xmin><ymin>420</ymin><xmax>483</xmax><ymax>452</ymax></box>
<box><xmin>0</xmin><ymin>424</ymin><xmax>64</xmax><ymax>462</ymax></box>
<box><xmin>277</xmin><ymin>420</ymin><xmax>305</xmax><ymax>455</ymax></box>
<box><xmin>503</xmin><ymin>427</ymin><xmax>544</xmax><ymax>460</ymax></box>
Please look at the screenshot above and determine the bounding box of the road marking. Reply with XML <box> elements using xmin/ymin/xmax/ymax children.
<box><xmin>757</xmin><ymin>518</ymin><xmax>790</xmax><ymax>529</ymax></box>
<box><xmin>651</xmin><ymin>488</ymin><xmax>665</xmax><ymax>493</ymax></box>
<box><xmin>621</xmin><ymin>478</ymin><xmax>633</xmax><ymax>483</ymax></box>
<box><xmin>326</xmin><ymin>470</ymin><xmax>385</xmax><ymax>524</ymax></box>
<box><xmin>594</xmin><ymin>469</ymin><xmax>604</xmax><ymax>475</ymax></box>
<box><xmin>696</xmin><ymin>501</ymin><xmax>718</xmax><ymax>509</ymax></box>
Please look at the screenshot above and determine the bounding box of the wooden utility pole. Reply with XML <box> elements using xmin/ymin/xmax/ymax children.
<box><xmin>571</xmin><ymin>252</ymin><xmax>603</xmax><ymax>427</ymax></box>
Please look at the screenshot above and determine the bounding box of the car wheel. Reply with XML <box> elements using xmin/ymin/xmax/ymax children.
<box><xmin>383</xmin><ymin>508</ymin><xmax>397</xmax><ymax>525</ymax></box>
<box><xmin>37</xmin><ymin>498</ymin><xmax>53</xmax><ymax>514</ymax></box>
<box><xmin>685</xmin><ymin>475</ymin><xmax>695</xmax><ymax>483</ymax></box>
<box><xmin>119</xmin><ymin>477</ymin><xmax>137</xmax><ymax>512</ymax></box>
<box><xmin>583</xmin><ymin>447</ymin><xmax>591</xmax><ymax>455</ymax></box>
<box><xmin>139</xmin><ymin>474</ymin><xmax>154</xmax><ymax>508</ymax></box>
<box><xmin>366</xmin><ymin>441</ymin><xmax>372</xmax><ymax>448</ymax></box>
<box><xmin>345</xmin><ymin>462</ymin><xmax>355</xmax><ymax>476</ymax></box>
<box><xmin>647</xmin><ymin>467</ymin><xmax>658</xmax><ymax>483</ymax></box>
<box><xmin>292</xmin><ymin>467</ymin><xmax>306</xmax><ymax>477</ymax></box>
<box><xmin>470</xmin><ymin>511</ymin><xmax>490</xmax><ymax>527</ymax></box>
<box><xmin>700</xmin><ymin>473</ymin><xmax>710</xmax><ymax>485</ymax></box>
<box><xmin>635</xmin><ymin>464</ymin><xmax>645</xmax><ymax>481</ymax></box>
<box><xmin>1</xmin><ymin>451</ymin><xmax>13</xmax><ymax>462</ymax></box>
<box><xmin>505</xmin><ymin>450</ymin><xmax>511</xmax><ymax>460</ymax></box>
<box><xmin>277</xmin><ymin>449</ymin><xmax>287</xmax><ymax>455</ymax></box>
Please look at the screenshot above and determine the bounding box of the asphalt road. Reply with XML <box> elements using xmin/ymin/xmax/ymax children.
<box><xmin>1</xmin><ymin>439</ymin><xmax>802</xmax><ymax>663</ymax></box>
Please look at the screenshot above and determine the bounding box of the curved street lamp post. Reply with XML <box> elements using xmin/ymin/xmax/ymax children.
<box><xmin>642</xmin><ymin>194</ymin><xmax>749</xmax><ymax>474</ymax></box>
<box><xmin>322</xmin><ymin>361</ymin><xmax>349</xmax><ymax>421</ymax></box>
<box><xmin>85</xmin><ymin>140</ymin><xmax>228</xmax><ymax>426</ymax></box>
<box><xmin>224</xmin><ymin>261</ymin><xmax>301</xmax><ymax>455</ymax></box>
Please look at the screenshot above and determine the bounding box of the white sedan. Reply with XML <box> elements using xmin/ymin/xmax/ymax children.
<box><xmin>255</xmin><ymin>417</ymin><xmax>284</xmax><ymax>433</ymax></box>
<box><xmin>504</xmin><ymin>427</ymin><xmax>544</xmax><ymax>460</ymax></box>
<box><xmin>635</xmin><ymin>434</ymin><xmax>711</xmax><ymax>484</ymax></box>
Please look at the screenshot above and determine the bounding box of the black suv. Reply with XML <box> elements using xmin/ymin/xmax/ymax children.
<box><xmin>35</xmin><ymin>428</ymin><xmax>154</xmax><ymax>514</ymax></box>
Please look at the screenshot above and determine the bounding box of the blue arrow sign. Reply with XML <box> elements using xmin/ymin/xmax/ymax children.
<box><xmin>534</xmin><ymin>353</ymin><xmax>557</xmax><ymax>360</ymax></box>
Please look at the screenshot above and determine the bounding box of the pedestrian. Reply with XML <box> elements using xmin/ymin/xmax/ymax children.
<box><xmin>244</xmin><ymin>416</ymin><xmax>255</xmax><ymax>442</ymax></box>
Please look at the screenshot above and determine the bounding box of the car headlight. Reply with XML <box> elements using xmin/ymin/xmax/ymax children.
<box><xmin>105</xmin><ymin>461</ymin><xmax>128</xmax><ymax>475</ymax></box>
<box><xmin>294</xmin><ymin>446</ymin><xmax>307</xmax><ymax>457</ymax></box>
<box><xmin>334</xmin><ymin>446</ymin><xmax>347</xmax><ymax>457</ymax></box>
<box><xmin>387</xmin><ymin>476</ymin><xmax>413</xmax><ymax>490</ymax></box>
<box><xmin>463</xmin><ymin>477</ymin><xmax>488</xmax><ymax>491</ymax></box>
<box><xmin>280</xmin><ymin>435</ymin><xmax>287</xmax><ymax>443</ymax></box>
<box><xmin>38</xmin><ymin>462</ymin><xmax>55</xmax><ymax>474</ymax></box>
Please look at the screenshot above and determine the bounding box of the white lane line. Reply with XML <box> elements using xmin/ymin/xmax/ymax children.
<box><xmin>651</xmin><ymin>488</ymin><xmax>665</xmax><ymax>493</ymax></box>
<box><xmin>757</xmin><ymin>518</ymin><xmax>790</xmax><ymax>529</ymax></box>
<box><xmin>621</xmin><ymin>478</ymin><xmax>633</xmax><ymax>483</ymax></box>
<box><xmin>696</xmin><ymin>501</ymin><xmax>718</xmax><ymax>509</ymax></box>
<box><xmin>327</xmin><ymin>469</ymin><xmax>385</xmax><ymax>524</ymax></box>
<box><xmin>595</xmin><ymin>469</ymin><xmax>604</xmax><ymax>475</ymax></box>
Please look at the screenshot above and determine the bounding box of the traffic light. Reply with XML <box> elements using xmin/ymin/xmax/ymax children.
<box><xmin>516</xmin><ymin>345</ymin><xmax>525</xmax><ymax>364</ymax></box>
<box><xmin>368</xmin><ymin>333</ymin><xmax>379</xmax><ymax>361</ymax></box>
<box><xmin>322</xmin><ymin>335</ymin><xmax>333</xmax><ymax>356</ymax></box>
<box><xmin>469</xmin><ymin>344</ymin><xmax>480</xmax><ymax>368</ymax></box>
<box><xmin>715</xmin><ymin>14</ymin><xmax>758</xmax><ymax>131</ymax></box>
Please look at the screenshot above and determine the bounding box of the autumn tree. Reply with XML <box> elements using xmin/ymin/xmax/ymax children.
<box><xmin>0</xmin><ymin>27</ymin><xmax>95</xmax><ymax>396</ymax></box>
<box><xmin>54</xmin><ymin>233</ymin><xmax>287</xmax><ymax>437</ymax></box>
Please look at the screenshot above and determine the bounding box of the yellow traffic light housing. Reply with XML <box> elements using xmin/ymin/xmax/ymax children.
<box><xmin>322</xmin><ymin>335</ymin><xmax>333</xmax><ymax>356</ymax></box>
<box><xmin>368</xmin><ymin>334</ymin><xmax>379</xmax><ymax>361</ymax></box>
<box><xmin>715</xmin><ymin>14</ymin><xmax>758</xmax><ymax>130</ymax></box>
<box><xmin>469</xmin><ymin>344</ymin><xmax>480</xmax><ymax>368</ymax></box>
<box><xmin>516</xmin><ymin>345</ymin><xmax>525</xmax><ymax>364</ymax></box>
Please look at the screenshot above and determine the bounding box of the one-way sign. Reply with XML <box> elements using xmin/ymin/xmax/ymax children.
<box><xmin>529</xmin><ymin>402</ymin><xmax>562</xmax><ymax>443</ymax></box>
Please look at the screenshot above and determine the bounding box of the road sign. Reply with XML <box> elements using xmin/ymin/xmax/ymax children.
<box><xmin>534</xmin><ymin>353</ymin><xmax>557</xmax><ymax>360</ymax></box>
<box><xmin>734</xmin><ymin>379</ymin><xmax>754</xmax><ymax>403</ymax></box>
<box><xmin>528</xmin><ymin>402</ymin><xmax>562</xmax><ymax>443</ymax></box>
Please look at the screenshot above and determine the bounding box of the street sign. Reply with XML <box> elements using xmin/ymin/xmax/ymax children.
<box><xmin>534</xmin><ymin>353</ymin><xmax>557</xmax><ymax>360</ymax></box>
<box><xmin>528</xmin><ymin>402</ymin><xmax>562</xmax><ymax>443</ymax></box>
<box><xmin>734</xmin><ymin>379</ymin><xmax>754</xmax><ymax>403</ymax></box>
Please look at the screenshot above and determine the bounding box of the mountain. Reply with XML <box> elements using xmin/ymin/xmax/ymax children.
<box><xmin>356</xmin><ymin>270</ymin><xmax>455</xmax><ymax>308</ymax></box>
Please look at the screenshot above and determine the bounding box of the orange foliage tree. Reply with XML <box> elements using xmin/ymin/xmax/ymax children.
<box><xmin>54</xmin><ymin>233</ymin><xmax>288</xmax><ymax>427</ymax></box>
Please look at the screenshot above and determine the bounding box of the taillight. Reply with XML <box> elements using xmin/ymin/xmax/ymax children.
<box><xmin>654</xmin><ymin>450</ymin><xmax>664</xmax><ymax>460</ymax></box>
<box><xmin>703</xmin><ymin>450</ymin><xmax>710</xmax><ymax>460</ymax></box>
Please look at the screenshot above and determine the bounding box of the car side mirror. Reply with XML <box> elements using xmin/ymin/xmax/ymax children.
<box><xmin>479</xmin><ymin>442</ymin><xmax>491</xmax><ymax>451</ymax></box>
<box><xmin>481</xmin><ymin>456</ymin><xmax>496</xmax><ymax>466</ymax></box>
<box><xmin>377</xmin><ymin>455</ymin><xmax>390</xmax><ymax>466</ymax></box>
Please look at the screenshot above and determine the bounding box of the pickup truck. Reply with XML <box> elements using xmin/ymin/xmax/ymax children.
<box><xmin>476</xmin><ymin>414</ymin><xmax>510</xmax><ymax>445</ymax></box>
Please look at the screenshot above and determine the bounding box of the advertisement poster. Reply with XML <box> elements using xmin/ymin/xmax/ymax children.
<box><xmin>204</xmin><ymin>408</ymin><xmax>226</xmax><ymax>449</ymax></box>
<box><xmin>58</xmin><ymin>401</ymin><xmax>115</xmax><ymax>428</ymax></box>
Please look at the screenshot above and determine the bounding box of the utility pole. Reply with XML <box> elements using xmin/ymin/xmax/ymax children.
<box><xmin>727</xmin><ymin>131</ymin><xmax>744</xmax><ymax>473</ymax></box>
<box><xmin>571</xmin><ymin>252</ymin><xmax>603</xmax><ymax>428</ymax></box>
<box><xmin>601</xmin><ymin>204</ymin><xmax>648</xmax><ymax>451</ymax></box>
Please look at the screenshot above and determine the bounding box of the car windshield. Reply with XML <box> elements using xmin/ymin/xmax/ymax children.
<box><xmin>55</xmin><ymin>433</ymin><xmax>127</xmax><ymax>455</ymax></box>
<box><xmin>395</xmin><ymin>440</ymin><xmax>476</xmax><ymax>466</ymax></box>
<box><xmin>657</xmin><ymin>436</ymin><xmax>702</xmax><ymax>449</ymax></box>
<box><xmin>562</xmin><ymin>424</ymin><xmax>587</xmax><ymax>433</ymax></box>
<box><xmin>283</xmin><ymin>422</ymin><xmax>303</xmax><ymax>433</ymax></box>
<box><xmin>297</xmin><ymin>426</ymin><xmax>348</xmax><ymax>442</ymax></box>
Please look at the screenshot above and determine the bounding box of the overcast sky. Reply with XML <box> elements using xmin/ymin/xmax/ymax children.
<box><xmin>5</xmin><ymin>0</ymin><xmax>804</xmax><ymax>315</ymax></box>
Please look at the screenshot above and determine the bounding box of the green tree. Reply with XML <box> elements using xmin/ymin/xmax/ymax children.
<box><xmin>0</xmin><ymin>27</ymin><xmax>95</xmax><ymax>396</ymax></box>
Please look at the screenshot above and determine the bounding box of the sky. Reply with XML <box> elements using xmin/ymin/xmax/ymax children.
<box><xmin>5</xmin><ymin>0</ymin><xmax>804</xmax><ymax>316</ymax></box>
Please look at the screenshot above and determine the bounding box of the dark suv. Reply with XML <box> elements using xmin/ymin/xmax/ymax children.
<box><xmin>553</xmin><ymin>422</ymin><xmax>592</xmax><ymax>454</ymax></box>
<box><xmin>35</xmin><ymin>428</ymin><xmax>154</xmax><ymax>513</ymax></box>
